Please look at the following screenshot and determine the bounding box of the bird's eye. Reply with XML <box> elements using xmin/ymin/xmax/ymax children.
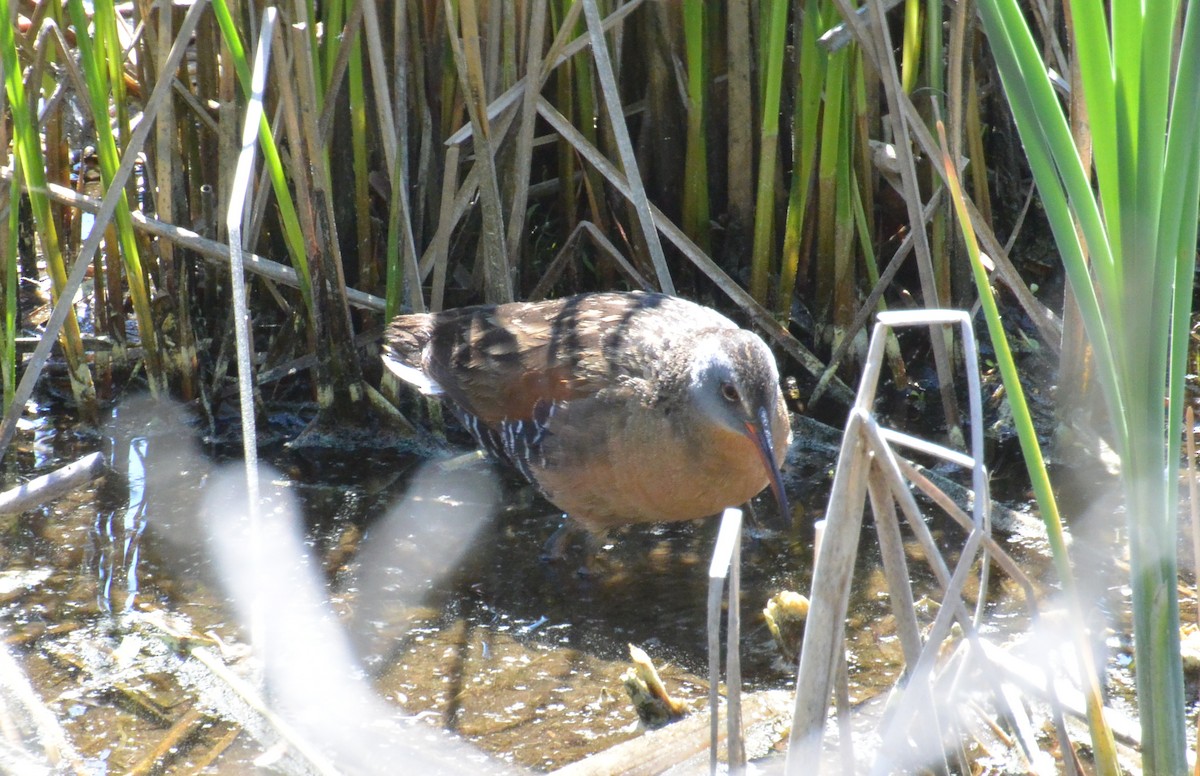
<box><xmin>720</xmin><ymin>383</ymin><xmax>740</xmax><ymax>403</ymax></box>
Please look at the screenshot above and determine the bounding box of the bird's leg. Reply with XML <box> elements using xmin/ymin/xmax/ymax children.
<box><xmin>540</xmin><ymin>516</ymin><xmax>611</xmax><ymax>577</ymax></box>
<box><xmin>743</xmin><ymin>499</ymin><xmax>762</xmax><ymax>530</ymax></box>
<box><xmin>581</xmin><ymin>527</ymin><xmax>609</xmax><ymax>557</ymax></box>
<box><xmin>576</xmin><ymin>527</ymin><xmax>614</xmax><ymax>577</ymax></box>
<box><xmin>541</xmin><ymin>514</ymin><xmax>580</xmax><ymax>561</ymax></box>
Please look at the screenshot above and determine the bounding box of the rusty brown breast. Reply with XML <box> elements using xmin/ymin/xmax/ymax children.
<box><xmin>382</xmin><ymin>291</ymin><xmax>792</xmax><ymax>532</ymax></box>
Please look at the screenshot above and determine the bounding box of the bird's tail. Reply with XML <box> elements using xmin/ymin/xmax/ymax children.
<box><xmin>382</xmin><ymin>314</ymin><xmax>443</xmax><ymax>395</ymax></box>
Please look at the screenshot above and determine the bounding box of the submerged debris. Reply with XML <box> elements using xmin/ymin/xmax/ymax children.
<box><xmin>763</xmin><ymin>590</ymin><xmax>809</xmax><ymax>663</ymax></box>
<box><xmin>621</xmin><ymin>644</ymin><xmax>689</xmax><ymax>728</ymax></box>
<box><xmin>1180</xmin><ymin>623</ymin><xmax>1200</xmax><ymax>676</ymax></box>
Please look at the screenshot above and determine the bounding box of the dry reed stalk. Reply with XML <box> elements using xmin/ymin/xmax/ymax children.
<box><xmin>503</xmin><ymin>0</ymin><xmax>547</xmax><ymax>271</ymax></box>
<box><xmin>0</xmin><ymin>0</ymin><xmax>207</xmax><ymax>456</ymax></box>
<box><xmin>2</xmin><ymin>4</ymin><xmax>97</xmax><ymax>422</ymax></box>
<box><xmin>582</xmin><ymin>0</ymin><xmax>674</xmax><ymax>294</ymax></box>
<box><xmin>0</xmin><ymin>170</ymin><xmax>387</xmax><ymax>313</ymax></box>
<box><xmin>536</xmin><ymin>94</ymin><xmax>853</xmax><ymax>403</ymax></box>
<box><xmin>860</xmin><ymin>0</ymin><xmax>963</xmax><ymax>442</ymax></box>
<box><xmin>445</xmin><ymin>0</ymin><xmax>513</xmax><ymax>302</ymax></box>
<box><xmin>527</xmin><ymin>220</ymin><xmax>651</xmax><ymax>301</ymax></box>
<box><xmin>725</xmin><ymin>0</ymin><xmax>753</xmax><ymax>245</ymax></box>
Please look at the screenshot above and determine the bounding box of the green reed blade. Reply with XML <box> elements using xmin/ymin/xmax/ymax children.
<box><xmin>748</xmin><ymin>0</ymin><xmax>787</xmax><ymax>305</ymax></box>
<box><xmin>0</xmin><ymin>0</ymin><xmax>96</xmax><ymax>418</ymax></box>
<box><xmin>211</xmin><ymin>0</ymin><xmax>314</xmax><ymax>319</ymax></box>
<box><xmin>977</xmin><ymin>0</ymin><xmax>1200</xmax><ymax>769</ymax></box>
<box><xmin>937</xmin><ymin>119</ymin><xmax>1122</xmax><ymax>776</ymax></box>
<box><xmin>3</xmin><ymin>163</ymin><xmax>17</xmax><ymax>409</ymax></box>
<box><xmin>900</xmin><ymin>0</ymin><xmax>921</xmax><ymax>93</ymax></box>
<box><xmin>778</xmin><ymin>0</ymin><xmax>827</xmax><ymax>320</ymax></box>
<box><xmin>681</xmin><ymin>0</ymin><xmax>711</xmax><ymax>256</ymax></box>
<box><xmin>68</xmin><ymin>0</ymin><xmax>166</xmax><ymax>395</ymax></box>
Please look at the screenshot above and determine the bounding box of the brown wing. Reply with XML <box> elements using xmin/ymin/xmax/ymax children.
<box><xmin>420</xmin><ymin>295</ymin><xmax>622</xmax><ymax>423</ymax></box>
<box><xmin>389</xmin><ymin>290</ymin><xmax>731</xmax><ymax>423</ymax></box>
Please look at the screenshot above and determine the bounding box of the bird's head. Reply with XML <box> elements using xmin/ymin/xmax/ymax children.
<box><xmin>686</xmin><ymin>330</ymin><xmax>792</xmax><ymax>527</ymax></box>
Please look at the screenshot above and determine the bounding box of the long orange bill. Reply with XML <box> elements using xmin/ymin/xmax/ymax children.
<box><xmin>745</xmin><ymin>407</ymin><xmax>791</xmax><ymax>528</ymax></box>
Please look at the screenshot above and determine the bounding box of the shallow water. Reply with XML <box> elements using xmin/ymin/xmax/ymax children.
<box><xmin>0</xmin><ymin>394</ymin><xmax>1063</xmax><ymax>773</ymax></box>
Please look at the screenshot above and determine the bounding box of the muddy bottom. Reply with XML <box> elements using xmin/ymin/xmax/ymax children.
<box><xmin>0</xmin><ymin>394</ymin><xmax>1085</xmax><ymax>773</ymax></box>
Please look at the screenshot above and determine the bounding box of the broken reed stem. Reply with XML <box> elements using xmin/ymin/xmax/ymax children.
<box><xmin>0</xmin><ymin>169</ymin><xmax>385</xmax><ymax>313</ymax></box>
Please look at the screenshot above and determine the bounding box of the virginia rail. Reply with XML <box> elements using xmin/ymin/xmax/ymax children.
<box><xmin>382</xmin><ymin>291</ymin><xmax>792</xmax><ymax>548</ymax></box>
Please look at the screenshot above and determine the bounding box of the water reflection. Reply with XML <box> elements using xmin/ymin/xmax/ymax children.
<box><xmin>92</xmin><ymin>434</ymin><xmax>149</xmax><ymax>614</ymax></box>
<box><xmin>345</xmin><ymin>456</ymin><xmax>501</xmax><ymax>665</ymax></box>
<box><xmin>6</xmin><ymin>394</ymin><xmax>1027</xmax><ymax>772</ymax></box>
<box><xmin>197</xmin><ymin>461</ymin><xmax>515</xmax><ymax>774</ymax></box>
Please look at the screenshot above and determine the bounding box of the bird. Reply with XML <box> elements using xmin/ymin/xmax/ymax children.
<box><xmin>381</xmin><ymin>290</ymin><xmax>792</xmax><ymax>553</ymax></box>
